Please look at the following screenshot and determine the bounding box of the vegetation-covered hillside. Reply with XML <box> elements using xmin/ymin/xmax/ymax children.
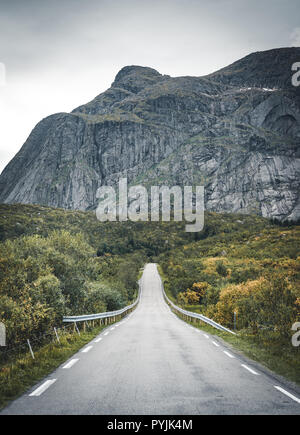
<box><xmin>0</xmin><ymin>203</ymin><xmax>299</xmax><ymax>366</ymax></box>
<box><xmin>0</xmin><ymin>204</ymin><xmax>145</xmax><ymax>347</ymax></box>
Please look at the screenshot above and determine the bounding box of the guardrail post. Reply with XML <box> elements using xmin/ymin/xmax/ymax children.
<box><xmin>27</xmin><ymin>339</ymin><xmax>35</xmax><ymax>360</ymax></box>
<box><xmin>75</xmin><ymin>322</ymin><xmax>80</xmax><ymax>335</ymax></box>
<box><xmin>54</xmin><ymin>327</ymin><xmax>60</xmax><ymax>343</ymax></box>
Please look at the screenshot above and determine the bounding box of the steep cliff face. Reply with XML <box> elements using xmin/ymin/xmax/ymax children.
<box><xmin>0</xmin><ymin>48</ymin><xmax>299</xmax><ymax>220</ymax></box>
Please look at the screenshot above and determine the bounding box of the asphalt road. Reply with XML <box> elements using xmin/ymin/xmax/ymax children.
<box><xmin>2</xmin><ymin>263</ymin><xmax>300</xmax><ymax>415</ymax></box>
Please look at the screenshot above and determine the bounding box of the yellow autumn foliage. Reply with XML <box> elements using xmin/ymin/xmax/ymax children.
<box><xmin>214</xmin><ymin>278</ymin><xmax>266</xmax><ymax>326</ymax></box>
<box><xmin>178</xmin><ymin>290</ymin><xmax>200</xmax><ymax>305</ymax></box>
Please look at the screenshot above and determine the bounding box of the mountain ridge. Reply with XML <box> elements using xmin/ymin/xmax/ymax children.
<box><xmin>0</xmin><ymin>47</ymin><xmax>299</xmax><ymax>220</ymax></box>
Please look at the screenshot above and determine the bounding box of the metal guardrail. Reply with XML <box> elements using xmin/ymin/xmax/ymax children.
<box><xmin>63</xmin><ymin>269</ymin><xmax>235</xmax><ymax>335</ymax></box>
<box><xmin>159</xmin><ymin>275</ymin><xmax>236</xmax><ymax>335</ymax></box>
<box><xmin>63</xmin><ymin>283</ymin><xmax>141</xmax><ymax>323</ymax></box>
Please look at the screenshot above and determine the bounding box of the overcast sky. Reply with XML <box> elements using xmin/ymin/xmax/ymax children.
<box><xmin>0</xmin><ymin>0</ymin><xmax>299</xmax><ymax>173</ymax></box>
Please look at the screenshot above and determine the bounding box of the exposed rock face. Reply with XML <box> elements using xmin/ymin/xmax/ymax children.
<box><xmin>0</xmin><ymin>48</ymin><xmax>300</xmax><ymax>220</ymax></box>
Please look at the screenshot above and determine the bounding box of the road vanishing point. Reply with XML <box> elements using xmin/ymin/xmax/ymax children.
<box><xmin>1</xmin><ymin>264</ymin><xmax>300</xmax><ymax>415</ymax></box>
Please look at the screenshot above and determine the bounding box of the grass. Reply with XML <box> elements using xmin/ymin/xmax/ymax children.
<box><xmin>0</xmin><ymin>322</ymin><xmax>111</xmax><ymax>410</ymax></box>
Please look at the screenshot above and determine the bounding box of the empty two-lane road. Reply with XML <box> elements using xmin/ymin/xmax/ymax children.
<box><xmin>2</xmin><ymin>264</ymin><xmax>300</xmax><ymax>415</ymax></box>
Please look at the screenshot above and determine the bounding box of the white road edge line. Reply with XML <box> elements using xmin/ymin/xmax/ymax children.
<box><xmin>29</xmin><ymin>379</ymin><xmax>57</xmax><ymax>397</ymax></box>
<box><xmin>212</xmin><ymin>341</ymin><xmax>220</xmax><ymax>347</ymax></box>
<box><xmin>63</xmin><ymin>359</ymin><xmax>79</xmax><ymax>369</ymax></box>
<box><xmin>81</xmin><ymin>346</ymin><xmax>93</xmax><ymax>353</ymax></box>
<box><xmin>104</xmin><ymin>332</ymin><xmax>109</xmax><ymax>336</ymax></box>
<box><xmin>204</xmin><ymin>334</ymin><xmax>209</xmax><ymax>339</ymax></box>
<box><xmin>274</xmin><ymin>386</ymin><xmax>300</xmax><ymax>404</ymax></box>
<box><xmin>94</xmin><ymin>337</ymin><xmax>102</xmax><ymax>343</ymax></box>
<box><xmin>223</xmin><ymin>351</ymin><xmax>235</xmax><ymax>359</ymax></box>
<box><xmin>241</xmin><ymin>364</ymin><xmax>259</xmax><ymax>375</ymax></box>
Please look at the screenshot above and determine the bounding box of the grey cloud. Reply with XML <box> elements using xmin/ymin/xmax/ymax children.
<box><xmin>1</xmin><ymin>0</ymin><xmax>300</xmax><ymax>78</ymax></box>
<box><xmin>0</xmin><ymin>0</ymin><xmax>299</xmax><ymax>173</ymax></box>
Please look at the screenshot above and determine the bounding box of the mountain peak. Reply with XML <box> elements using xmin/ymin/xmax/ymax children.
<box><xmin>112</xmin><ymin>65</ymin><xmax>165</xmax><ymax>93</ymax></box>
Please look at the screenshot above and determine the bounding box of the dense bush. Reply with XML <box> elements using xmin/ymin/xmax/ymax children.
<box><xmin>0</xmin><ymin>229</ymin><xmax>143</xmax><ymax>346</ymax></box>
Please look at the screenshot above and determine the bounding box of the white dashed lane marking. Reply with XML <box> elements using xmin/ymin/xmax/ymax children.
<box><xmin>274</xmin><ymin>386</ymin><xmax>300</xmax><ymax>404</ymax></box>
<box><xmin>212</xmin><ymin>341</ymin><xmax>220</xmax><ymax>347</ymax></box>
<box><xmin>63</xmin><ymin>359</ymin><xmax>79</xmax><ymax>369</ymax></box>
<box><xmin>223</xmin><ymin>351</ymin><xmax>235</xmax><ymax>359</ymax></box>
<box><xmin>29</xmin><ymin>380</ymin><xmax>57</xmax><ymax>397</ymax></box>
<box><xmin>81</xmin><ymin>346</ymin><xmax>93</xmax><ymax>353</ymax></box>
<box><xmin>241</xmin><ymin>364</ymin><xmax>259</xmax><ymax>375</ymax></box>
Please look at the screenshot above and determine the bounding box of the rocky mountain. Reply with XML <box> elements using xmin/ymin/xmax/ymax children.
<box><xmin>0</xmin><ymin>47</ymin><xmax>299</xmax><ymax>220</ymax></box>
